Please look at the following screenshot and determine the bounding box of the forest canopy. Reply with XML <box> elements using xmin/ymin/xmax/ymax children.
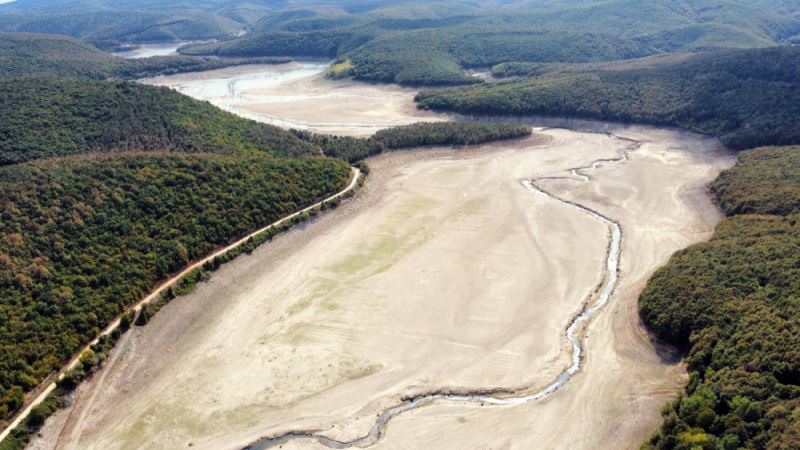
<box><xmin>295</xmin><ymin>122</ymin><xmax>532</xmax><ymax>163</ymax></box>
<box><xmin>415</xmin><ymin>47</ymin><xmax>800</xmax><ymax>150</ymax></box>
<box><xmin>0</xmin><ymin>152</ymin><xmax>350</xmax><ymax>422</ymax></box>
<box><xmin>0</xmin><ymin>77</ymin><xmax>319</xmax><ymax>165</ymax></box>
<box><xmin>639</xmin><ymin>146</ymin><xmax>800</xmax><ymax>450</ymax></box>
<box><xmin>711</xmin><ymin>146</ymin><xmax>800</xmax><ymax>216</ymax></box>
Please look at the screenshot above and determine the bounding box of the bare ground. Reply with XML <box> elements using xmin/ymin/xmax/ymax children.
<box><xmin>140</xmin><ymin>62</ymin><xmax>445</xmax><ymax>136</ymax></box>
<box><xmin>28</xmin><ymin>62</ymin><xmax>735</xmax><ymax>450</ymax></box>
<box><xmin>29</xmin><ymin>124</ymin><xmax>734</xmax><ymax>450</ymax></box>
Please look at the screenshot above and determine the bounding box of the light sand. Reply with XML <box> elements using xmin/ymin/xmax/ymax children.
<box><xmin>357</xmin><ymin>126</ymin><xmax>734</xmax><ymax>450</ymax></box>
<box><xmin>31</xmin><ymin>124</ymin><xmax>734</xmax><ymax>450</ymax></box>
<box><xmin>141</xmin><ymin>62</ymin><xmax>446</xmax><ymax>136</ymax></box>
<box><xmin>113</xmin><ymin>43</ymin><xmax>180</xmax><ymax>59</ymax></box>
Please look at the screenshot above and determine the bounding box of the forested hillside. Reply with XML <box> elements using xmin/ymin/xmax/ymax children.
<box><xmin>0</xmin><ymin>77</ymin><xmax>318</xmax><ymax>165</ymax></box>
<box><xmin>0</xmin><ymin>1</ymin><xmax>247</xmax><ymax>49</ymax></box>
<box><xmin>416</xmin><ymin>47</ymin><xmax>800</xmax><ymax>150</ymax></box>
<box><xmin>176</xmin><ymin>0</ymin><xmax>800</xmax><ymax>86</ymax></box>
<box><xmin>0</xmin><ymin>152</ymin><xmax>350</xmax><ymax>422</ymax></box>
<box><xmin>0</xmin><ymin>33</ymin><xmax>355</xmax><ymax>428</ymax></box>
<box><xmin>184</xmin><ymin>26</ymin><xmax>651</xmax><ymax>86</ymax></box>
<box><xmin>0</xmin><ymin>33</ymin><xmax>290</xmax><ymax>80</ymax></box>
<box><xmin>639</xmin><ymin>146</ymin><xmax>800</xmax><ymax>449</ymax></box>
<box><xmin>712</xmin><ymin>147</ymin><xmax>800</xmax><ymax>216</ymax></box>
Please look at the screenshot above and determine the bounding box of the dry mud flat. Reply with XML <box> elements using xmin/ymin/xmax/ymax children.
<box><xmin>32</xmin><ymin>126</ymin><xmax>733</xmax><ymax>450</ymax></box>
<box><xmin>141</xmin><ymin>62</ymin><xmax>445</xmax><ymax>136</ymax></box>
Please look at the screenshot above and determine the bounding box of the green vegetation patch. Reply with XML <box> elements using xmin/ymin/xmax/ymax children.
<box><xmin>327</xmin><ymin>58</ymin><xmax>354</xmax><ymax>79</ymax></box>
<box><xmin>0</xmin><ymin>77</ymin><xmax>318</xmax><ymax>165</ymax></box>
<box><xmin>712</xmin><ymin>146</ymin><xmax>800</xmax><ymax>216</ymax></box>
<box><xmin>640</xmin><ymin>144</ymin><xmax>800</xmax><ymax>449</ymax></box>
<box><xmin>296</xmin><ymin>122</ymin><xmax>531</xmax><ymax>163</ymax></box>
<box><xmin>0</xmin><ymin>152</ymin><xmax>350</xmax><ymax>422</ymax></box>
<box><xmin>416</xmin><ymin>47</ymin><xmax>800</xmax><ymax>150</ymax></box>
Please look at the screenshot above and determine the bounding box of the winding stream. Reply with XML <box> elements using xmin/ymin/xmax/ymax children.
<box><xmin>244</xmin><ymin>138</ymin><xmax>638</xmax><ymax>449</ymax></box>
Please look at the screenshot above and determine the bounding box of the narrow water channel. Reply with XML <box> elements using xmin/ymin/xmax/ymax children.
<box><xmin>244</xmin><ymin>140</ymin><xmax>636</xmax><ymax>450</ymax></box>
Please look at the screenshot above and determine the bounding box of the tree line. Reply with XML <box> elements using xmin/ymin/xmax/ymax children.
<box><xmin>294</xmin><ymin>122</ymin><xmax>532</xmax><ymax>163</ymax></box>
<box><xmin>415</xmin><ymin>46</ymin><xmax>800</xmax><ymax>150</ymax></box>
<box><xmin>0</xmin><ymin>152</ymin><xmax>350</xmax><ymax>424</ymax></box>
<box><xmin>0</xmin><ymin>77</ymin><xmax>319</xmax><ymax>165</ymax></box>
<box><xmin>639</xmin><ymin>146</ymin><xmax>800</xmax><ymax>450</ymax></box>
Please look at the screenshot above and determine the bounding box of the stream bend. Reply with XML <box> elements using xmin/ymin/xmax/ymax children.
<box><xmin>244</xmin><ymin>139</ymin><xmax>638</xmax><ymax>450</ymax></box>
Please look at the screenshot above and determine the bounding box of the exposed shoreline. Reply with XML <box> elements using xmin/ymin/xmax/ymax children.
<box><xmin>25</xmin><ymin>62</ymin><xmax>734</xmax><ymax>450</ymax></box>
<box><xmin>244</xmin><ymin>135</ymin><xmax>636</xmax><ymax>449</ymax></box>
<box><xmin>1</xmin><ymin>167</ymin><xmax>361</xmax><ymax>445</ymax></box>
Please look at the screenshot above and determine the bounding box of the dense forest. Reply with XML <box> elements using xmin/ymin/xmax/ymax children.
<box><xmin>0</xmin><ymin>77</ymin><xmax>320</xmax><ymax>165</ymax></box>
<box><xmin>175</xmin><ymin>0</ymin><xmax>800</xmax><ymax>86</ymax></box>
<box><xmin>416</xmin><ymin>47</ymin><xmax>800</xmax><ymax>150</ymax></box>
<box><xmin>0</xmin><ymin>152</ymin><xmax>351</xmax><ymax>423</ymax></box>
<box><xmin>294</xmin><ymin>122</ymin><xmax>531</xmax><ymax>163</ymax></box>
<box><xmin>712</xmin><ymin>147</ymin><xmax>800</xmax><ymax>216</ymax></box>
<box><xmin>345</xmin><ymin>28</ymin><xmax>650</xmax><ymax>86</ymax></box>
<box><xmin>181</xmin><ymin>26</ymin><xmax>653</xmax><ymax>86</ymax></box>
<box><xmin>639</xmin><ymin>146</ymin><xmax>800</xmax><ymax>449</ymax></box>
<box><xmin>0</xmin><ymin>33</ymin><xmax>291</xmax><ymax>80</ymax></box>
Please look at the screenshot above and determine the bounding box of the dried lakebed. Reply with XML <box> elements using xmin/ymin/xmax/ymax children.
<box><xmin>140</xmin><ymin>61</ymin><xmax>445</xmax><ymax>136</ymax></box>
<box><xmin>246</xmin><ymin>140</ymin><xmax>634</xmax><ymax>449</ymax></box>
<box><xmin>31</xmin><ymin>124</ymin><xmax>734</xmax><ymax>450</ymax></box>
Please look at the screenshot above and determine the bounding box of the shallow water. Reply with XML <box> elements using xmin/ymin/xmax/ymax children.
<box><xmin>113</xmin><ymin>43</ymin><xmax>181</xmax><ymax>59</ymax></box>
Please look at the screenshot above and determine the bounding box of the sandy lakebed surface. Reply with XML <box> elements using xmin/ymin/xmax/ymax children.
<box><xmin>27</xmin><ymin>64</ymin><xmax>735</xmax><ymax>450</ymax></box>
<box><xmin>140</xmin><ymin>61</ymin><xmax>446</xmax><ymax>136</ymax></box>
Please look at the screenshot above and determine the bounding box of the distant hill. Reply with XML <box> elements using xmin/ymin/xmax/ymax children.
<box><xmin>0</xmin><ymin>0</ymin><xmax>248</xmax><ymax>48</ymax></box>
<box><xmin>178</xmin><ymin>0</ymin><xmax>800</xmax><ymax>86</ymax></box>
<box><xmin>416</xmin><ymin>46</ymin><xmax>800</xmax><ymax>150</ymax></box>
<box><xmin>182</xmin><ymin>26</ymin><xmax>653</xmax><ymax>86</ymax></box>
<box><xmin>0</xmin><ymin>32</ymin><xmax>291</xmax><ymax>80</ymax></box>
<box><xmin>0</xmin><ymin>76</ymin><xmax>319</xmax><ymax>165</ymax></box>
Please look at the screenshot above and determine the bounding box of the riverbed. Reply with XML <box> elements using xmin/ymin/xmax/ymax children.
<box><xmin>29</xmin><ymin>64</ymin><xmax>734</xmax><ymax>450</ymax></box>
<box><xmin>140</xmin><ymin>62</ymin><xmax>446</xmax><ymax>136</ymax></box>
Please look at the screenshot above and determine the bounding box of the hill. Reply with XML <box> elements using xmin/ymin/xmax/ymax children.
<box><xmin>0</xmin><ymin>76</ymin><xmax>318</xmax><ymax>165</ymax></box>
<box><xmin>639</xmin><ymin>145</ymin><xmax>800</xmax><ymax>450</ymax></box>
<box><xmin>712</xmin><ymin>146</ymin><xmax>800</xmax><ymax>216</ymax></box>
<box><xmin>0</xmin><ymin>4</ymin><xmax>244</xmax><ymax>49</ymax></box>
<box><xmin>182</xmin><ymin>26</ymin><xmax>652</xmax><ymax>86</ymax></box>
<box><xmin>416</xmin><ymin>46</ymin><xmax>800</xmax><ymax>149</ymax></box>
<box><xmin>179</xmin><ymin>0</ymin><xmax>800</xmax><ymax>86</ymax></box>
<box><xmin>0</xmin><ymin>69</ymin><xmax>355</xmax><ymax>429</ymax></box>
<box><xmin>0</xmin><ymin>151</ymin><xmax>350</xmax><ymax>424</ymax></box>
<box><xmin>0</xmin><ymin>32</ymin><xmax>292</xmax><ymax>80</ymax></box>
